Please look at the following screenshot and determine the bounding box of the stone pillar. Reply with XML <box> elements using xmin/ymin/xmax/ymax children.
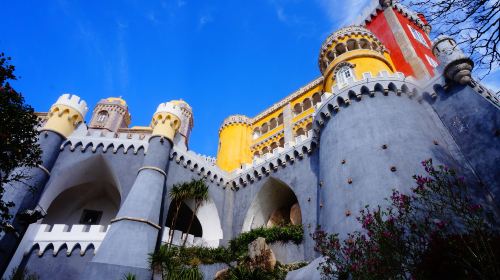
<box><xmin>283</xmin><ymin>103</ymin><xmax>294</xmax><ymax>143</ymax></box>
<box><xmin>0</xmin><ymin>94</ymin><xmax>87</xmax><ymax>274</ymax></box>
<box><xmin>82</xmin><ymin>102</ymin><xmax>181</xmax><ymax>280</ymax></box>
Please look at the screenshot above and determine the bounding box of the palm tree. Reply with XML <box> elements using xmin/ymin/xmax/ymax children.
<box><xmin>182</xmin><ymin>179</ymin><xmax>209</xmax><ymax>246</ymax></box>
<box><xmin>168</xmin><ymin>183</ymin><xmax>191</xmax><ymax>246</ymax></box>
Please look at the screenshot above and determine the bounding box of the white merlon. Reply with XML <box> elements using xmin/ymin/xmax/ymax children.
<box><xmin>25</xmin><ymin>224</ymin><xmax>108</xmax><ymax>256</ymax></box>
<box><xmin>54</xmin><ymin>93</ymin><xmax>89</xmax><ymax>117</ymax></box>
<box><xmin>155</xmin><ymin>101</ymin><xmax>184</xmax><ymax>119</ymax></box>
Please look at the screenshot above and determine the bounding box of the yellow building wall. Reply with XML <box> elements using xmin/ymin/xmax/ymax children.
<box><xmin>42</xmin><ymin>105</ymin><xmax>84</xmax><ymax>138</ymax></box>
<box><xmin>216</xmin><ymin>123</ymin><xmax>253</xmax><ymax>172</ymax></box>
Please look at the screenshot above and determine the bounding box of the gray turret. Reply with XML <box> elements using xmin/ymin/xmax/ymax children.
<box><xmin>432</xmin><ymin>35</ymin><xmax>474</xmax><ymax>85</ymax></box>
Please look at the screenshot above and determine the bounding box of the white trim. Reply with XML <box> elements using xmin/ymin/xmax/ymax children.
<box><xmin>425</xmin><ymin>54</ymin><xmax>438</xmax><ymax>68</ymax></box>
<box><xmin>407</xmin><ymin>24</ymin><xmax>429</xmax><ymax>48</ymax></box>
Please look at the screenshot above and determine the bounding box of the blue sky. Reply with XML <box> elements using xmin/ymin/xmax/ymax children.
<box><xmin>2</xmin><ymin>0</ymin><xmax>498</xmax><ymax>156</ymax></box>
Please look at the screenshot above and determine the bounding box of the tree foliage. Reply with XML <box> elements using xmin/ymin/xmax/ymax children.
<box><xmin>313</xmin><ymin>159</ymin><xmax>500</xmax><ymax>280</ymax></box>
<box><xmin>401</xmin><ymin>0</ymin><xmax>499</xmax><ymax>75</ymax></box>
<box><xmin>150</xmin><ymin>224</ymin><xmax>305</xmax><ymax>280</ymax></box>
<box><xmin>0</xmin><ymin>53</ymin><xmax>41</xmax><ymax>232</ymax></box>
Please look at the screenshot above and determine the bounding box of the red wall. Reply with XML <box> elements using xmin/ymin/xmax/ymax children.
<box><xmin>366</xmin><ymin>10</ymin><xmax>415</xmax><ymax>77</ymax></box>
<box><xmin>394</xmin><ymin>8</ymin><xmax>436</xmax><ymax>76</ymax></box>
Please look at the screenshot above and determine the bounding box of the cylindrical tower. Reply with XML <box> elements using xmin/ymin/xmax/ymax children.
<box><xmin>84</xmin><ymin>101</ymin><xmax>181</xmax><ymax>279</ymax></box>
<box><xmin>153</xmin><ymin>100</ymin><xmax>193</xmax><ymax>147</ymax></box>
<box><xmin>216</xmin><ymin>115</ymin><xmax>253</xmax><ymax>172</ymax></box>
<box><xmin>318</xmin><ymin>26</ymin><xmax>395</xmax><ymax>91</ymax></box>
<box><xmin>432</xmin><ymin>35</ymin><xmax>474</xmax><ymax>85</ymax></box>
<box><xmin>0</xmin><ymin>94</ymin><xmax>87</xmax><ymax>273</ymax></box>
<box><xmin>315</xmin><ymin>81</ymin><xmax>473</xmax><ymax>239</ymax></box>
<box><xmin>88</xmin><ymin>97</ymin><xmax>131</xmax><ymax>132</ymax></box>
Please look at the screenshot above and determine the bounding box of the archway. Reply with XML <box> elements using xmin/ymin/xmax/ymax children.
<box><xmin>43</xmin><ymin>181</ymin><xmax>120</xmax><ymax>226</ymax></box>
<box><xmin>165</xmin><ymin>196</ymin><xmax>223</xmax><ymax>247</ymax></box>
<box><xmin>242</xmin><ymin>178</ymin><xmax>302</xmax><ymax>232</ymax></box>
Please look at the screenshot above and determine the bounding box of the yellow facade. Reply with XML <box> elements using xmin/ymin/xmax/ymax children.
<box><xmin>215</xmin><ymin>26</ymin><xmax>397</xmax><ymax>172</ymax></box>
<box><xmin>42</xmin><ymin>104</ymin><xmax>85</xmax><ymax>138</ymax></box>
<box><xmin>216</xmin><ymin>117</ymin><xmax>253</xmax><ymax>172</ymax></box>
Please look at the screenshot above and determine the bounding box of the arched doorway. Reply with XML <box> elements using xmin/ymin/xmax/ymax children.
<box><xmin>242</xmin><ymin>178</ymin><xmax>302</xmax><ymax>232</ymax></box>
<box><xmin>165</xmin><ymin>196</ymin><xmax>223</xmax><ymax>247</ymax></box>
<box><xmin>42</xmin><ymin>182</ymin><xmax>120</xmax><ymax>226</ymax></box>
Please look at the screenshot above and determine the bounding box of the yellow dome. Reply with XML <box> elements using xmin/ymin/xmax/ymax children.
<box><xmin>105</xmin><ymin>97</ymin><xmax>127</xmax><ymax>106</ymax></box>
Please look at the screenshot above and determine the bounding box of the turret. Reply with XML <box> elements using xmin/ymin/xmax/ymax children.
<box><xmin>318</xmin><ymin>26</ymin><xmax>395</xmax><ymax>91</ymax></box>
<box><xmin>151</xmin><ymin>101</ymin><xmax>183</xmax><ymax>142</ymax></box>
<box><xmin>432</xmin><ymin>35</ymin><xmax>474</xmax><ymax>85</ymax></box>
<box><xmin>216</xmin><ymin>115</ymin><xmax>253</xmax><ymax>172</ymax></box>
<box><xmin>41</xmin><ymin>94</ymin><xmax>88</xmax><ymax>138</ymax></box>
<box><xmin>88</xmin><ymin>97</ymin><xmax>130</xmax><ymax>132</ymax></box>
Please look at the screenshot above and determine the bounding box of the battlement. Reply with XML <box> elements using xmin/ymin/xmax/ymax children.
<box><xmin>53</xmin><ymin>93</ymin><xmax>89</xmax><ymax>117</ymax></box>
<box><xmin>23</xmin><ymin>224</ymin><xmax>108</xmax><ymax>256</ymax></box>
<box><xmin>219</xmin><ymin>115</ymin><xmax>251</xmax><ymax>133</ymax></box>
<box><xmin>155</xmin><ymin>101</ymin><xmax>184</xmax><ymax>119</ymax></box>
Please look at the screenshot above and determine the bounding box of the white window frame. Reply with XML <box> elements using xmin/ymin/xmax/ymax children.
<box><xmin>336</xmin><ymin>66</ymin><xmax>354</xmax><ymax>88</ymax></box>
<box><xmin>96</xmin><ymin>111</ymin><xmax>108</xmax><ymax>123</ymax></box>
<box><xmin>425</xmin><ymin>54</ymin><xmax>438</xmax><ymax>68</ymax></box>
<box><xmin>407</xmin><ymin>25</ymin><xmax>429</xmax><ymax>48</ymax></box>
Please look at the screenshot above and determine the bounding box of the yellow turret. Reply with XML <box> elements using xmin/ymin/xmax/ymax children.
<box><xmin>216</xmin><ymin>115</ymin><xmax>253</xmax><ymax>172</ymax></box>
<box><xmin>42</xmin><ymin>94</ymin><xmax>88</xmax><ymax>138</ymax></box>
<box><xmin>151</xmin><ymin>101</ymin><xmax>182</xmax><ymax>142</ymax></box>
<box><xmin>319</xmin><ymin>26</ymin><xmax>395</xmax><ymax>90</ymax></box>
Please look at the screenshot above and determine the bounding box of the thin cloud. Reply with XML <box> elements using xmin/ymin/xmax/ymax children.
<box><xmin>199</xmin><ymin>14</ymin><xmax>213</xmax><ymax>28</ymax></box>
<box><xmin>317</xmin><ymin>0</ymin><xmax>376</xmax><ymax>27</ymax></box>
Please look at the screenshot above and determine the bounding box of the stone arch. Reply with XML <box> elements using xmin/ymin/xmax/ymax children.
<box><xmin>312</xmin><ymin>92</ymin><xmax>322</xmax><ymax>106</ymax></box>
<box><xmin>359</xmin><ymin>38</ymin><xmax>371</xmax><ymax>49</ymax></box>
<box><xmin>253</xmin><ymin>127</ymin><xmax>260</xmax><ymax>139</ymax></box>
<box><xmin>335</xmin><ymin>43</ymin><xmax>347</xmax><ymax>56</ymax></box>
<box><xmin>346</xmin><ymin>39</ymin><xmax>359</xmax><ymax>51</ymax></box>
<box><xmin>303</xmin><ymin>98</ymin><xmax>312</xmax><ymax>111</ymax></box>
<box><xmin>372</xmin><ymin>42</ymin><xmax>379</xmax><ymax>52</ymax></box>
<box><xmin>242</xmin><ymin>178</ymin><xmax>302</xmax><ymax>232</ymax></box>
<box><xmin>166</xmin><ymin>195</ymin><xmax>223</xmax><ymax>247</ymax></box>
<box><xmin>306</xmin><ymin>122</ymin><xmax>313</xmax><ymax>133</ymax></box>
<box><xmin>374</xmin><ymin>83</ymin><xmax>385</xmax><ymax>94</ymax></box>
<box><xmin>293</xmin><ymin>103</ymin><xmax>302</xmax><ymax>115</ymax></box>
<box><xmin>295</xmin><ymin>128</ymin><xmax>306</xmax><ymax>137</ymax></box>
<box><xmin>270</xmin><ymin>142</ymin><xmax>278</xmax><ymax>151</ymax></box>
<box><xmin>262</xmin><ymin>146</ymin><xmax>270</xmax><ymax>155</ymax></box>
<box><xmin>388</xmin><ymin>82</ymin><xmax>398</xmax><ymax>93</ymax></box>
<box><xmin>39</xmin><ymin>155</ymin><xmax>122</xmax><ymax>227</ymax></box>
<box><xmin>278</xmin><ymin>137</ymin><xmax>285</xmax><ymax>148</ymax></box>
<box><xmin>277</xmin><ymin>113</ymin><xmax>284</xmax><ymax>125</ymax></box>
<box><xmin>327</xmin><ymin>50</ymin><xmax>335</xmax><ymax>61</ymax></box>
<box><xmin>269</xmin><ymin>118</ymin><xmax>278</xmax><ymax>130</ymax></box>
<box><xmin>261</xmin><ymin>122</ymin><xmax>269</xmax><ymax>134</ymax></box>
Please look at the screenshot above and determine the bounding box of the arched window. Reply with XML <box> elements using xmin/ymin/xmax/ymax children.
<box><xmin>295</xmin><ymin>128</ymin><xmax>305</xmax><ymax>137</ymax></box>
<box><xmin>335</xmin><ymin>44</ymin><xmax>347</xmax><ymax>56</ymax></box>
<box><xmin>278</xmin><ymin>137</ymin><xmax>285</xmax><ymax>148</ymax></box>
<box><xmin>277</xmin><ymin>113</ymin><xmax>284</xmax><ymax>125</ymax></box>
<box><xmin>269</xmin><ymin>118</ymin><xmax>277</xmax><ymax>130</ymax></box>
<box><xmin>270</xmin><ymin>142</ymin><xmax>278</xmax><ymax>151</ymax></box>
<box><xmin>359</xmin><ymin>38</ymin><xmax>371</xmax><ymax>49</ymax></box>
<box><xmin>372</xmin><ymin>42</ymin><xmax>379</xmax><ymax>52</ymax></box>
<box><xmin>253</xmin><ymin>151</ymin><xmax>260</xmax><ymax>158</ymax></box>
<box><xmin>346</xmin><ymin>39</ymin><xmax>359</xmax><ymax>51</ymax></box>
<box><xmin>293</xmin><ymin>103</ymin><xmax>302</xmax><ymax>116</ymax></box>
<box><xmin>312</xmin><ymin>92</ymin><xmax>321</xmax><ymax>106</ymax></box>
<box><xmin>262</xmin><ymin>147</ymin><xmax>270</xmax><ymax>155</ymax></box>
<box><xmin>253</xmin><ymin>128</ymin><xmax>260</xmax><ymax>140</ymax></box>
<box><xmin>303</xmin><ymin>98</ymin><xmax>312</xmax><ymax>111</ymax></box>
<box><xmin>306</xmin><ymin>122</ymin><xmax>313</xmax><ymax>133</ymax></box>
<box><xmin>261</xmin><ymin>123</ymin><xmax>269</xmax><ymax>134</ymax></box>
<box><xmin>336</xmin><ymin>66</ymin><xmax>354</xmax><ymax>88</ymax></box>
<box><xmin>327</xmin><ymin>50</ymin><xmax>335</xmax><ymax>61</ymax></box>
<box><xmin>96</xmin><ymin>111</ymin><xmax>109</xmax><ymax>123</ymax></box>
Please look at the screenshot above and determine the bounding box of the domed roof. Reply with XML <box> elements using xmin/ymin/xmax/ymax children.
<box><xmin>104</xmin><ymin>97</ymin><xmax>127</xmax><ymax>107</ymax></box>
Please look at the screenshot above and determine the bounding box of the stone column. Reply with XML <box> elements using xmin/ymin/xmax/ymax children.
<box><xmin>0</xmin><ymin>94</ymin><xmax>87</xmax><ymax>274</ymax></box>
<box><xmin>82</xmin><ymin>102</ymin><xmax>182</xmax><ymax>280</ymax></box>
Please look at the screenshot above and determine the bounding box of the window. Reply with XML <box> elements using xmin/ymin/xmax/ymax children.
<box><xmin>426</xmin><ymin>54</ymin><xmax>438</xmax><ymax>68</ymax></box>
<box><xmin>336</xmin><ymin>66</ymin><xmax>354</xmax><ymax>88</ymax></box>
<box><xmin>408</xmin><ymin>25</ymin><xmax>429</xmax><ymax>48</ymax></box>
<box><xmin>96</xmin><ymin>111</ymin><xmax>108</xmax><ymax>123</ymax></box>
<box><xmin>79</xmin><ymin>209</ymin><xmax>103</xmax><ymax>225</ymax></box>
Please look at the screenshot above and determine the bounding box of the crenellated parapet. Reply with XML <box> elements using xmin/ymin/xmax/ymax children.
<box><xmin>151</xmin><ymin>101</ymin><xmax>183</xmax><ymax>142</ymax></box>
<box><xmin>218</xmin><ymin>115</ymin><xmax>251</xmax><ymax>133</ymax></box>
<box><xmin>216</xmin><ymin>115</ymin><xmax>253</xmax><ymax>172</ymax></box>
<box><xmin>313</xmin><ymin>71</ymin><xmax>423</xmax><ymax>134</ymax></box>
<box><xmin>42</xmin><ymin>94</ymin><xmax>88</xmax><ymax>138</ymax></box>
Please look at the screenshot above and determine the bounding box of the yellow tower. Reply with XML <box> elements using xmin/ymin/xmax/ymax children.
<box><xmin>216</xmin><ymin>115</ymin><xmax>253</xmax><ymax>172</ymax></box>
<box><xmin>41</xmin><ymin>94</ymin><xmax>88</xmax><ymax>138</ymax></box>
<box><xmin>318</xmin><ymin>26</ymin><xmax>395</xmax><ymax>91</ymax></box>
<box><xmin>151</xmin><ymin>101</ymin><xmax>183</xmax><ymax>142</ymax></box>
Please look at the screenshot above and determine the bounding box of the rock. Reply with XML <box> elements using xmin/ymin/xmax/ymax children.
<box><xmin>248</xmin><ymin>237</ymin><xmax>276</xmax><ymax>270</ymax></box>
<box><xmin>267</xmin><ymin>207</ymin><xmax>288</xmax><ymax>227</ymax></box>
<box><xmin>214</xmin><ymin>268</ymin><xmax>228</xmax><ymax>280</ymax></box>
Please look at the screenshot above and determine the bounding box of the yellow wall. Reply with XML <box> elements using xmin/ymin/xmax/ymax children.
<box><xmin>42</xmin><ymin>105</ymin><xmax>84</xmax><ymax>138</ymax></box>
<box><xmin>216</xmin><ymin>123</ymin><xmax>253</xmax><ymax>172</ymax></box>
